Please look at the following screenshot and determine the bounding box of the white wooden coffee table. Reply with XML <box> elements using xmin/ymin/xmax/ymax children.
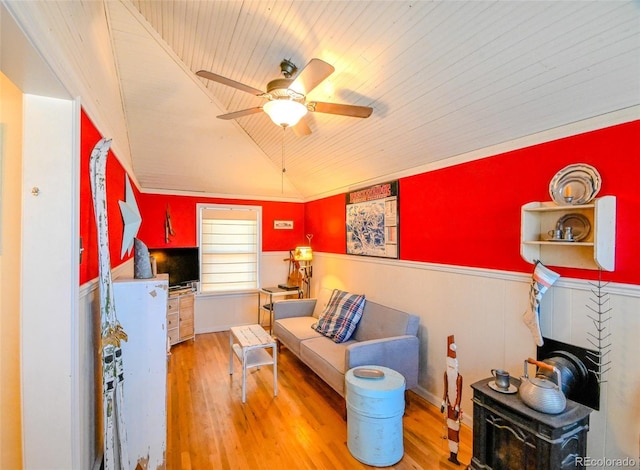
<box><xmin>229</xmin><ymin>324</ymin><xmax>278</xmax><ymax>403</ymax></box>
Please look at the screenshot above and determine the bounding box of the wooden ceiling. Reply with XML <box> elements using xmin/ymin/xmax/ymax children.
<box><xmin>3</xmin><ymin>1</ymin><xmax>639</xmax><ymax>200</ymax></box>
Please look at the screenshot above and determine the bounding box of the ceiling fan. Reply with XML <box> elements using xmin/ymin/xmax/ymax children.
<box><xmin>196</xmin><ymin>58</ymin><xmax>373</xmax><ymax>135</ymax></box>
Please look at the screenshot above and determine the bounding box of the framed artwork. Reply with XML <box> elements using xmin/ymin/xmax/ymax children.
<box><xmin>274</xmin><ymin>220</ymin><xmax>294</xmax><ymax>230</ymax></box>
<box><xmin>346</xmin><ymin>180</ymin><xmax>399</xmax><ymax>258</ymax></box>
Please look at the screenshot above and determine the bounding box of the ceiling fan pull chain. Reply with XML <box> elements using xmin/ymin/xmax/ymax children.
<box><xmin>281</xmin><ymin>126</ymin><xmax>286</xmax><ymax>193</ymax></box>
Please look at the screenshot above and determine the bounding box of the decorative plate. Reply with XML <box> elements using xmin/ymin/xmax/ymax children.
<box><xmin>555</xmin><ymin>213</ymin><xmax>591</xmax><ymax>242</ymax></box>
<box><xmin>549</xmin><ymin>164</ymin><xmax>601</xmax><ymax>205</ymax></box>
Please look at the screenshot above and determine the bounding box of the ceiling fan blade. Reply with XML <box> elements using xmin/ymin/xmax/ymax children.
<box><xmin>196</xmin><ymin>70</ymin><xmax>264</xmax><ymax>96</ymax></box>
<box><xmin>307</xmin><ymin>101</ymin><xmax>373</xmax><ymax>118</ymax></box>
<box><xmin>292</xmin><ymin>117</ymin><xmax>312</xmax><ymax>136</ymax></box>
<box><xmin>217</xmin><ymin>107</ymin><xmax>263</xmax><ymax>120</ymax></box>
<box><xmin>289</xmin><ymin>59</ymin><xmax>335</xmax><ymax>96</ymax></box>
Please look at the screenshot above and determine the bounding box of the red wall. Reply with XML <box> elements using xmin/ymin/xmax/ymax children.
<box><xmin>305</xmin><ymin>193</ymin><xmax>347</xmax><ymax>254</ymax></box>
<box><xmin>80</xmin><ymin>111</ymin><xmax>137</xmax><ymax>284</ymax></box>
<box><xmin>135</xmin><ymin>193</ymin><xmax>306</xmax><ymax>251</ymax></box>
<box><xmin>305</xmin><ymin>121</ymin><xmax>640</xmax><ymax>285</ymax></box>
<box><xmin>81</xmin><ymin>109</ymin><xmax>639</xmax><ymax>286</ymax></box>
<box><xmin>80</xmin><ymin>111</ymin><xmax>307</xmax><ymax>285</ymax></box>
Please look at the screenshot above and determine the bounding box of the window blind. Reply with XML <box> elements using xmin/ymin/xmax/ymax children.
<box><xmin>198</xmin><ymin>205</ymin><xmax>260</xmax><ymax>293</ymax></box>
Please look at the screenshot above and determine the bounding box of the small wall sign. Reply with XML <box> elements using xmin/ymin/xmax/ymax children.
<box><xmin>274</xmin><ymin>220</ymin><xmax>294</xmax><ymax>230</ymax></box>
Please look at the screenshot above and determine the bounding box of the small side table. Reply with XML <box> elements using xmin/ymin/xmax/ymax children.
<box><xmin>229</xmin><ymin>324</ymin><xmax>278</xmax><ymax>403</ymax></box>
<box><xmin>258</xmin><ymin>286</ymin><xmax>302</xmax><ymax>334</ymax></box>
<box><xmin>346</xmin><ymin>366</ymin><xmax>406</xmax><ymax>466</ymax></box>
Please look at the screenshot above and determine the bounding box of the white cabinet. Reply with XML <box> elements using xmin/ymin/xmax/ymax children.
<box><xmin>113</xmin><ymin>275</ymin><xmax>168</xmax><ymax>470</ymax></box>
<box><xmin>520</xmin><ymin>196</ymin><xmax>616</xmax><ymax>271</ymax></box>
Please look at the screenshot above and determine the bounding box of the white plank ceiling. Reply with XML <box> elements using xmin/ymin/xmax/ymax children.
<box><xmin>3</xmin><ymin>0</ymin><xmax>639</xmax><ymax>200</ymax></box>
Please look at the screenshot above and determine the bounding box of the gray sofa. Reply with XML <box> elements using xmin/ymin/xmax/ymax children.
<box><xmin>273</xmin><ymin>288</ymin><xmax>420</xmax><ymax>397</ymax></box>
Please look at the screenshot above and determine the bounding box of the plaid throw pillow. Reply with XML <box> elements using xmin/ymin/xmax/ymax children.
<box><xmin>312</xmin><ymin>289</ymin><xmax>366</xmax><ymax>343</ymax></box>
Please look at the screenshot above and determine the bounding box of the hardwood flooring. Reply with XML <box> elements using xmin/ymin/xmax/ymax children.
<box><xmin>167</xmin><ymin>331</ymin><xmax>472</xmax><ymax>469</ymax></box>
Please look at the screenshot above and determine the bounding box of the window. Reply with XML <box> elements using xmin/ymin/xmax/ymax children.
<box><xmin>198</xmin><ymin>204</ymin><xmax>261</xmax><ymax>293</ymax></box>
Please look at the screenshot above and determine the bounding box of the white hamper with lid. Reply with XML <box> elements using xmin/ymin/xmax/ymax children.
<box><xmin>346</xmin><ymin>366</ymin><xmax>406</xmax><ymax>467</ymax></box>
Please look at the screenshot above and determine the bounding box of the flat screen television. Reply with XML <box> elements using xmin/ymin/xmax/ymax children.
<box><xmin>149</xmin><ymin>247</ymin><xmax>199</xmax><ymax>288</ymax></box>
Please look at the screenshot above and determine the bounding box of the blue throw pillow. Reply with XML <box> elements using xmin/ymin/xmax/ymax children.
<box><xmin>312</xmin><ymin>289</ymin><xmax>366</xmax><ymax>343</ymax></box>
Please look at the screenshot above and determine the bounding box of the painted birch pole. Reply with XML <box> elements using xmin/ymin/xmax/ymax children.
<box><xmin>441</xmin><ymin>335</ymin><xmax>462</xmax><ymax>465</ymax></box>
<box><xmin>89</xmin><ymin>138</ymin><xmax>130</xmax><ymax>470</ymax></box>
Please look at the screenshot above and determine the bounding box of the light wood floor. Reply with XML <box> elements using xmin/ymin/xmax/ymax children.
<box><xmin>167</xmin><ymin>331</ymin><xmax>472</xmax><ymax>469</ymax></box>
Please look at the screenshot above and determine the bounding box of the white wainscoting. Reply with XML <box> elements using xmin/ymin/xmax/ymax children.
<box><xmin>308</xmin><ymin>252</ymin><xmax>640</xmax><ymax>464</ymax></box>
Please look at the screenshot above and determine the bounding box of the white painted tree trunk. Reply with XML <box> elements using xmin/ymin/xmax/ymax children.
<box><xmin>89</xmin><ymin>138</ymin><xmax>130</xmax><ymax>470</ymax></box>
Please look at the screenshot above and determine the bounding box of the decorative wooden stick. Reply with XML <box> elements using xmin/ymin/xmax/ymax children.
<box><xmin>441</xmin><ymin>335</ymin><xmax>462</xmax><ymax>465</ymax></box>
<box><xmin>90</xmin><ymin>138</ymin><xmax>129</xmax><ymax>470</ymax></box>
<box><xmin>165</xmin><ymin>205</ymin><xmax>175</xmax><ymax>243</ymax></box>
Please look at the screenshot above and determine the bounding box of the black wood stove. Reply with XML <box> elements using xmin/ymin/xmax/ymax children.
<box><xmin>469</xmin><ymin>378</ymin><xmax>593</xmax><ymax>470</ymax></box>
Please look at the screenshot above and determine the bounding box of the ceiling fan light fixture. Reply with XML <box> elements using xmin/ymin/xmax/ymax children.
<box><xmin>263</xmin><ymin>99</ymin><xmax>307</xmax><ymax>127</ymax></box>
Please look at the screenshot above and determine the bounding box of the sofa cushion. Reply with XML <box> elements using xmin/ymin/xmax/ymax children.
<box><xmin>273</xmin><ymin>316</ymin><xmax>322</xmax><ymax>357</ymax></box>
<box><xmin>312</xmin><ymin>289</ymin><xmax>366</xmax><ymax>343</ymax></box>
<box><xmin>300</xmin><ymin>336</ymin><xmax>356</xmax><ymax>396</ymax></box>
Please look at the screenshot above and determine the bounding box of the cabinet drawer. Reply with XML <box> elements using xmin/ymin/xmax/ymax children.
<box><xmin>167</xmin><ymin>328</ymin><xmax>179</xmax><ymax>345</ymax></box>
<box><xmin>167</xmin><ymin>298</ymin><xmax>179</xmax><ymax>313</ymax></box>
<box><xmin>167</xmin><ymin>313</ymin><xmax>179</xmax><ymax>329</ymax></box>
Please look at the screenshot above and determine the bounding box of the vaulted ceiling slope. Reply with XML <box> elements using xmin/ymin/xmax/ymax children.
<box><xmin>3</xmin><ymin>1</ymin><xmax>639</xmax><ymax>201</ymax></box>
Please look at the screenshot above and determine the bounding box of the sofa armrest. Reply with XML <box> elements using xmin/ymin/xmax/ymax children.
<box><xmin>346</xmin><ymin>335</ymin><xmax>420</xmax><ymax>390</ymax></box>
<box><xmin>273</xmin><ymin>298</ymin><xmax>317</xmax><ymax>320</ymax></box>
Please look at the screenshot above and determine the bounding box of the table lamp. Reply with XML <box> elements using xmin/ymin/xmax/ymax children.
<box><xmin>293</xmin><ymin>246</ymin><xmax>313</xmax><ymax>297</ymax></box>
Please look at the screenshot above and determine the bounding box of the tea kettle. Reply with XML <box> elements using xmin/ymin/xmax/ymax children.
<box><xmin>519</xmin><ymin>358</ymin><xmax>567</xmax><ymax>414</ymax></box>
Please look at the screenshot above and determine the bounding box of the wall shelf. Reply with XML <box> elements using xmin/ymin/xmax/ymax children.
<box><xmin>520</xmin><ymin>196</ymin><xmax>616</xmax><ymax>271</ymax></box>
